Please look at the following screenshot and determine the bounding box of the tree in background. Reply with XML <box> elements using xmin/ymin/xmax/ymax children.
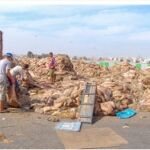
<box><xmin>27</xmin><ymin>51</ymin><xmax>34</xmax><ymax>58</ymax></box>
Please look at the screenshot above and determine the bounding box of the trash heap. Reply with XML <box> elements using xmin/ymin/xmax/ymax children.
<box><xmin>18</xmin><ymin>54</ymin><xmax>76</xmax><ymax>82</ymax></box>
<box><xmin>17</xmin><ymin>54</ymin><xmax>83</xmax><ymax>118</ymax></box>
<box><xmin>56</xmin><ymin>54</ymin><xmax>75</xmax><ymax>72</ymax></box>
<box><xmin>31</xmin><ymin>81</ymin><xmax>85</xmax><ymax>119</ymax></box>
<box><xmin>17</xmin><ymin>55</ymin><xmax>150</xmax><ymax>119</ymax></box>
<box><xmin>73</xmin><ymin>60</ymin><xmax>103</xmax><ymax>77</ymax></box>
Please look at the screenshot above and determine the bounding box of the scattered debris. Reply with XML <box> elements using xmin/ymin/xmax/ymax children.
<box><xmin>2</xmin><ymin>118</ymin><xmax>6</xmax><ymax>121</ymax></box>
<box><xmin>0</xmin><ymin>133</ymin><xmax>13</xmax><ymax>144</ymax></box>
<box><xmin>140</xmin><ymin>115</ymin><xmax>147</xmax><ymax>119</ymax></box>
<box><xmin>47</xmin><ymin>116</ymin><xmax>60</xmax><ymax>122</ymax></box>
<box><xmin>122</xmin><ymin>125</ymin><xmax>130</xmax><ymax>129</ymax></box>
<box><xmin>0</xmin><ymin>133</ymin><xmax>6</xmax><ymax>141</ymax></box>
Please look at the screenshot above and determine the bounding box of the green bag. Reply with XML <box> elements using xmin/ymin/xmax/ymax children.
<box><xmin>135</xmin><ymin>63</ymin><xmax>142</xmax><ymax>69</ymax></box>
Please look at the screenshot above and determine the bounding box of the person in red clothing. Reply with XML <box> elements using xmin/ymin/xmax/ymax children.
<box><xmin>48</xmin><ymin>52</ymin><xmax>57</xmax><ymax>84</ymax></box>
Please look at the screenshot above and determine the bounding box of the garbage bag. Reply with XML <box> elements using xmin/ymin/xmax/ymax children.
<box><xmin>116</xmin><ymin>108</ymin><xmax>136</xmax><ymax>119</ymax></box>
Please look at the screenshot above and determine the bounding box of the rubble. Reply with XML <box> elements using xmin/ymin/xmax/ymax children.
<box><xmin>14</xmin><ymin>54</ymin><xmax>150</xmax><ymax>119</ymax></box>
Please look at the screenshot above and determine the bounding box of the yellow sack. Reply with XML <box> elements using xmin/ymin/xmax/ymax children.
<box><xmin>7</xmin><ymin>85</ymin><xmax>20</xmax><ymax>108</ymax></box>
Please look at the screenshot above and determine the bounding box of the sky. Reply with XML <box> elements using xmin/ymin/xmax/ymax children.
<box><xmin>0</xmin><ymin>5</ymin><xmax>150</xmax><ymax>57</ymax></box>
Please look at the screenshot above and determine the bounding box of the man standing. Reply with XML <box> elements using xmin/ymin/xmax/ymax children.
<box><xmin>48</xmin><ymin>52</ymin><xmax>57</xmax><ymax>84</ymax></box>
<box><xmin>0</xmin><ymin>52</ymin><xmax>15</xmax><ymax>112</ymax></box>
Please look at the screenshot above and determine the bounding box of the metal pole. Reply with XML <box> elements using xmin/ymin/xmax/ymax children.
<box><xmin>0</xmin><ymin>31</ymin><xmax>3</xmax><ymax>59</ymax></box>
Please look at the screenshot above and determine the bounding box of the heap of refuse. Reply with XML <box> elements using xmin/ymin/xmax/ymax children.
<box><xmin>16</xmin><ymin>55</ymin><xmax>150</xmax><ymax>119</ymax></box>
<box><xmin>18</xmin><ymin>54</ymin><xmax>77</xmax><ymax>83</ymax></box>
<box><xmin>73</xmin><ymin>60</ymin><xmax>102</xmax><ymax>77</ymax></box>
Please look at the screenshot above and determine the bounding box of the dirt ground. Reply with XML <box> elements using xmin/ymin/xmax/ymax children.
<box><xmin>0</xmin><ymin>111</ymin><xmax>150</xmax><ymax>149</ymax></box>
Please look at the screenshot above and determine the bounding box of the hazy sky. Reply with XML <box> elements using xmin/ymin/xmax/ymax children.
<box><xmin>0</xmin><ymin>5</ymin><xmax>150</xmax><ymax>57</ymax></box>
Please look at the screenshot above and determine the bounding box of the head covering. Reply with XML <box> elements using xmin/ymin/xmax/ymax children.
<box><xmin>49</xmin><ymin>52</ymin><xmax>53</xmax><ymax>57</ymax></box>
<box><xmin>5</xmin><ymin>52</ymin><xmax>13</xmax><ymax>58</ymax></box>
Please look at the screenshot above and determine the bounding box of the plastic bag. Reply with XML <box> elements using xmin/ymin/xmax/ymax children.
<box><xmin>116</xmin><ymin>108</ymin><xmax>136</xmax><ymax>119</ymax></box>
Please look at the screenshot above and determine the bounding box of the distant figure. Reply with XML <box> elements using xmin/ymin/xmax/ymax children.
<box><xmin>0</xmin><ymin>52</ymin><xmax>15</xmax><ymax>112</ymax></box>
<box><xmin>48</xmin><ymin>52</ymin><xmax>57</xmax><ymax>84</ymax></box>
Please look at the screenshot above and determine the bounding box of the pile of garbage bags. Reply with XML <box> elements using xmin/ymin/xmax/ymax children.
<box><xmin>15</xmin><ymin>54</ymin><xmax>150</xmax><ymax>119</ymax></box>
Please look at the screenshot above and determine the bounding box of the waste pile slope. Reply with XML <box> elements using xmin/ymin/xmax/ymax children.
<box><xmin>16</xmin><ymin>56</ymin><xmax>150</xmax><ymax>119</ymax></box>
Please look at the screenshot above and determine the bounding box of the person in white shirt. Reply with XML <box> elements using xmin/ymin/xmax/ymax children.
<box><xmin>10</xmin><ymin>65</ymin><xmax>23</xmax><ymax>81</ymax></box>
<box><xmin>10</xmin><ymin>64</ymin><xmax>29</xmax><ymax>90</ymax></box>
